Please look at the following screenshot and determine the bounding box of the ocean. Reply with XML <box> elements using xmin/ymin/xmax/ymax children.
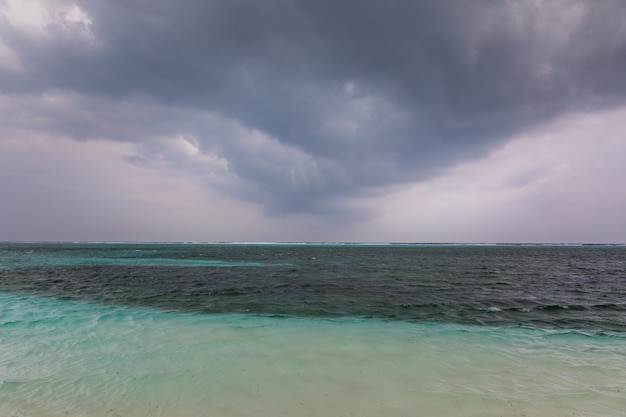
<box><xmin>1</xmin><ymin>243</ymin><xmax>625</xmax><ymax>416</ymax></box>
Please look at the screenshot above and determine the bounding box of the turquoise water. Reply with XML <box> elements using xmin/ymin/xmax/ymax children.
<box><xmin>1</xmin><ymin>243</ymin><xmax>626</xmax><ymax>416</ymax></box>
<box><xmin>2</xmin><ymin>291</ymin><xmax>625</xmax><ymax>416</ymax></box>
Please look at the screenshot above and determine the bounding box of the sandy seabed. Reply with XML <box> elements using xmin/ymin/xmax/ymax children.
<box><xmin>2</xmin><ymin>292</ymin><xmax>625</xmax><ymax>417</ymax></box>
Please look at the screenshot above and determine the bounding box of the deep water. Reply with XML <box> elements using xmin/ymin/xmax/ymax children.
<box><xmin>1</xmin><ymin>243</ymin><xmax>625</xmax><ymax>331</ymax></box>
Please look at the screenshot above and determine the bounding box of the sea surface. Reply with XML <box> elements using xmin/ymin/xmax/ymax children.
<box><xmin>1</xmin><ymin>243</ymin><xmax>625</xmax><ymax>416</ymax></box>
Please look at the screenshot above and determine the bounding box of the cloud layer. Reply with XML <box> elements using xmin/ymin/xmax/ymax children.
<box><xmin>2</xmin><ymin>0</ymin><xmax>626</xmax><ymax>241</ymax></box>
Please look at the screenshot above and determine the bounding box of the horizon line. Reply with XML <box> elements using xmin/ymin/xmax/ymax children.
<box><xmin>2</xmin><ymin>241</ymin><xmax>625</xmax><ymax>246</ymax></box>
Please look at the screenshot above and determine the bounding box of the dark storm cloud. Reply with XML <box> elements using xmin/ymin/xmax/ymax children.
<box><xmin>3</xmin><ymin>0</ymin><xmax>626</xmax><ymax>214</ymax></box>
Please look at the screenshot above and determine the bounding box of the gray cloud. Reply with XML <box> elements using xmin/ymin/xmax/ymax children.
<box><xmin>2</xmin><ymin>0</ymin><xmax>626</xmax><ymax>215</ymax></box>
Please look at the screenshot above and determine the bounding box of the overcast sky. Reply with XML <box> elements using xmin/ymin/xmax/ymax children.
<box><xmin>1</xmin><ymin>0</ymin><xmax>625</xmax><ymax>243</ymax></box>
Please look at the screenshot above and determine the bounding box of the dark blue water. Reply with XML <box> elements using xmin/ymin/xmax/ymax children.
<box><xmin>2</xmin><ymin>243</ymin><xmax>625</xmax><ymax>331</ymax></box>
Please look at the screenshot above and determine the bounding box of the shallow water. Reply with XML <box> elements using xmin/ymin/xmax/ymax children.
<box><xmin>1</xmin><ymin>243</ymin><xmax>625</xmax><ymax>416</ymax></box>
<box><xmin>2</xmin><ymin>291</ymin><xmax>625</xmax><ymax>417</ymax></box>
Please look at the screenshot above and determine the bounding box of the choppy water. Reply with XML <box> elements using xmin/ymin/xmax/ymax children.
<box><xmin>1</xmin><ymin>243</ymin><xmax>625</xmax><ymax>416</ymax></box>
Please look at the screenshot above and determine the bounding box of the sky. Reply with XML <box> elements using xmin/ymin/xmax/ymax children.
<box><xmin>1</xmin><ymin>0</ymin><xmax>625</xmax><ymax>243</ymax></box>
